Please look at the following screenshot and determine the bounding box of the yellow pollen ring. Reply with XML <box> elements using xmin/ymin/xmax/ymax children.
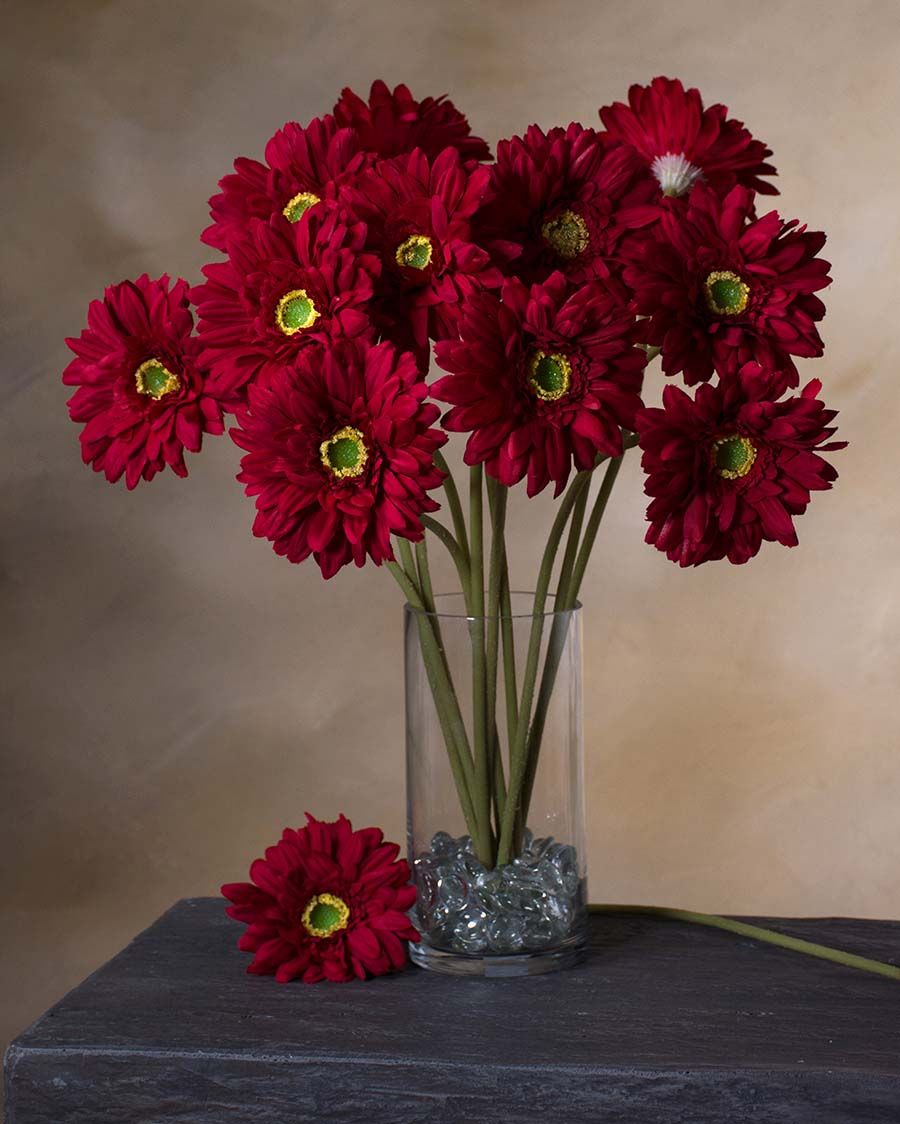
<box><xmin>541</xmin><ymin>209</ymin><xmax>590</xmax><ymax>260</ymax></box>
<box><xmin>282</xmin><ymin>191</ymin><xmax>321</xmax><ymax>222</ymax></box>
<box><xmin>275</xmin><ymin>289</ymin><xmax>320</xmax><ymax>336</ymax></box>
<box><xmin>704</xmin><ymin>270</ymin><xmax>750</xmax><ymax>316</ymax></box>
<box><xmin>395</xmin><ymin>233</ymin><xmax>433</xmax><ymax>270</ymax></box>
<box><xmin>712</xmin><ymin>434</ymin><xmax>757</xmax><ymax>480</ymax></box>
<box><xmin>528</xmin><ymin>350</ymin><xmax>572</xmax><ymax>402</ymax></box>
<box><xmin>134</xmin><ymin>358</ymin><xmax>180</xmax><ymax>400</ymax></box>
<box><xmin>301</xmin><ymin>893</ymin><xmax>350</xmax><ymax>938</ymax></box>
<box><xmin>320</xmin><ymin>425</ymin><xmax>369</xmax><ymax>479</ymax></box>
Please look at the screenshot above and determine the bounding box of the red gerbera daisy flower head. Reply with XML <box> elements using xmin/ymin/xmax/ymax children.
<box><xmin>334</xmin><ymin>79</ymin><xmax>491</xmax><ymax>163</ymax></box>
<box><xmin>63</xmin><ymin>274</ymin><xmax>226</xmax><ymax>488</ymax></box>
<box><xmin>231</xmin><ymin>337</ymin><xmax>447</xmax><ymax>578</ymax></box>
<box><xmin>623</xmin><ymin>184</ymin><xmax>832</xmax><ymax>389</ymax></box>
<box><xmin>635</xmin><ymin>361</ymin><xmax>845</xmax><ymax>567</ymax></box>
<box><xmin>338</xmin><ymin>146</ymin><xmax>502</xmax><ymax>360</ymax></box>
<box><xmin>201</xmin><ymin>114</ymin><xmax>370</xmax><ymax>253</ymax></box>
<box><xmin>192</xmin><ymin>206</ymin><xmax>380</xmax><ymax>411</ymax></box>
<box><xmin>474</xmin><ymin>123</ymin><xmax>655</xmax><ymax>286</ymax></box>
<box><xmin>433</xmin><ymin>271</ymin><xmax>646</xmax><ymax>496</ymax></box>
<box><xmin>222</xmin><ymin>813</ymin><xmax>419</xmax><ymax>983</ymax></box>
<box><xmin>599</xmin><ymin>76</ymin><xmax>777</xmax><ymax>202</ymax></box>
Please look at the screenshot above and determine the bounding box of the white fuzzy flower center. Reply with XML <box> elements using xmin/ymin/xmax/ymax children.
<box><xmin>651</xmin><ymin>152</ymin><xmax>704</xmax><ymax>198</ymax></box>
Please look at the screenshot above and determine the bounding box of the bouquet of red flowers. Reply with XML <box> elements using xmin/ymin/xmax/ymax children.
<box><xmin>63</xmin><ymin>79</ymin><xmax>845</xmax><ymax>963</ymax></box>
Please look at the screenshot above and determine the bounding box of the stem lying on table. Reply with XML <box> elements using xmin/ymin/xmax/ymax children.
<box><xmin>589</xmin><ymin>904</ymin><xmax>900</xmax><ymax>982</ymax></box>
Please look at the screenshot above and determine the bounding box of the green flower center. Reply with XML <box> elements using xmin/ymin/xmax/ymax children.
<box><xmin>712</xmin><ymin>435</ymin><xmax>757</xmax><ymax>479</ymax></box>
<box><xmin>395</xmin><ymin>233</ymin><xmax>433</xmax><ymax>270</ymax></box>
<box><xmin>275</xmin><ymin>289</ymin><xmax>319</xmax><ymax>335</ymax></box>
<box><xmin>528</xmin><ymin>350</ymin><xmax>572</xmax><ymax>401</ymax></box>
<box><xmin>302</xmin><ymin>893</ymin><xmax>350</xmax><ymax>938</ymax></box>
<box><xmin>282</xmin><ymin>191</ymin><xmax>321</xmax><ymax>223</ymax></box>
<box><xmin>134</xmin><ymin>358</ymin><xmax>180</xmax><ymax>400</ymax></box>
<box><xmin>320</xmin><ymin>425</ymin><xmax>368</xmax><ymax>478</ymax></box>
<box><xmin>704</xmin><ymin>270</ymin><xmax>750</xmax><ymax>316</ymax></box>
<box><xmin>541</xmin><ymin>209</ymin><xmax>589</xmax><ymax>260</ymax></box>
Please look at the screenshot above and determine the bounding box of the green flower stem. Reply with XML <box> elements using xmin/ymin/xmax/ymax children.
<box><xmin>509</xmin><ymin>469</ymin><xmax>587</xmax><ymax>841</ymax></box>
<box><xmin>396</xmin><ymin>538</ymin><xmax>484</xmax><ymax>854</ymax></box>
<box><xmin>434</xmin><ymin>450</ymin><xmax>470</xmax><ymax>571</ymax></box>
<box><xmin>420</xmin><ymin>515</ymin><xmax>472</xmax><ymax>611</ymax></box>
<box><xmin>468</xmin><ymin>465</ymin><xmax>493</xmax><ymax>864</ymax></box>
<box><xmin>499</xmin><ymin>562</ymin><xmax>518</xmax><ymax>761</ymax></box>
<box><xmin>414</xmin><ymin>536</ymin><xmax>444</xmax><ymax>657</ymax></box>
<box><xmin>486</xmin><ymin>478</ymin><xmax>509</xmax><ymax>836</ymax></box>
<box><xmin>491</xmin><ymin>726</ymin><xmax>507</xmax><ymax>831</ymax></box>
<box><xmin>493</xmin><ymin>579</ymin><xmax>513</xmax><ymax>833</ymax></box>
<box><xmin>556</xmin><ymin>472</ymin><xmax>590</xmax><ymax>607</ymax></box>
<box><xmin>414</xmin><ymin>537</ymin><xmax>437</xmax><ymax>614</ymax></box>
<box><xmin>386</xmin><ymin>560</ymin><xmax>480</xmax><ymax>845</ymax></box>
<box><xmin>568</xmin><ymin>453</ymin><xmax>625</xmax><ymax>604</ymax></box>
<box><xmin>588</xmin><ymin>905</ymin><xmax>900</xmax><ymax>982</ymax></box>
<box><xmin>496</xmin><ymin>471</ymin><xmax>592</xmax><ymax>866</ymax></box>
<box><xmin>519</xmin><ymin>454</ymin><xmax>626</xmax><ymax>821</ymax></box>
<box><xmin>395</xmin><ymin>536</ymin><xmax>418</xmax><ymax>587</ymax></box>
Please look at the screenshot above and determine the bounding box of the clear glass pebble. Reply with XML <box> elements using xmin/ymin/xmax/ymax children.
<box><xmin>413</xmin><ymin>829</ymin><xmax>585</xmax><ymax>955</ymax></box>
<box><xmin>430</xmin><ymin>831</ymin><xmax>457</xmax><ymax>857</ymax></box>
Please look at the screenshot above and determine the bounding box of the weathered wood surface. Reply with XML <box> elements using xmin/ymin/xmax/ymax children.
<box><xmin>5</xmin><ymin>898</ymin><xmax>900</xmax><ymax>1123</ymax></box>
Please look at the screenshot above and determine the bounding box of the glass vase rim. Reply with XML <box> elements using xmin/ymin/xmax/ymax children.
<box><xmin>404</xmin><ymin>590</ymin><xmax>583</xmax><ymax>622</ymax></box>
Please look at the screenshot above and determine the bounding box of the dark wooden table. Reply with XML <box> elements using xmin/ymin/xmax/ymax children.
<box><xmin>5</xmin><ymin>898</ymin><xmax>899</xmax><ymax>1123</ymax></box>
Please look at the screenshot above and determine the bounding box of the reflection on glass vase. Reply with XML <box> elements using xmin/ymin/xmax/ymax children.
<box><xmin>405</xmin><ymin>593</ymin><xmax>587</xmax><ymax>977</ymax></box>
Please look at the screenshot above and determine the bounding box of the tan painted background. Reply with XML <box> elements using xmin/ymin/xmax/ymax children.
<box><xmin>3</xmin><ymin>0</ymin><xmax>899</xmax><ymax>1063</ymax></box>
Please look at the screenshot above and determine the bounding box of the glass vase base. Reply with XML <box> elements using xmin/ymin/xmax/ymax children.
<box><xmin>410</xmin><ymin>937</ymin><xmax>587</xmax><ymax>978</ymax></box>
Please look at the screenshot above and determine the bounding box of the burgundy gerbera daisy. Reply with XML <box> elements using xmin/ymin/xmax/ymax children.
<box><xmin>635</xmin><ymin>361</ymin><xmax>845</xmax><ymax>567</ymax></box>
<box><xmin>599</xmin><ymin>75</ymin><xmax>777</xmax><ymax>203</ymax></box>
<box><xmin>192</xmin><ymin>207</ymin><xmax>379</xmax><ymax>411</ymax></box>
<box><xmin>433</xmin><ymin>272</ymin><xmax>646</xmax><ymax>496</ymax></box>
<box><xmin>63</xmin><ymin>274</ymin><xmax>225</xmax><ymax>488</ymax></box>
<box><xmin>334</xmin><ymin>79</ymin><xmax>491</xmax><ymax>162</ymax></box>
<box><xmin>231</xmin><ymin>338</ymin><xmax>446</xmax><ymax>578</ymax></box>
<box><xmin>338</xmin><ymin>146</ymin><xmax>502</xmax><ymax>360</ymax></box>
<box><xmin>474</xmin><ymin>123</ymin><xmax>654</xmax><ymax>286</ymax></box>
<box><xmin>202</xmin><ymin>115</ymin><xmax>370</xmax><ymax>253</ymax></box>
<box><xmin>623</xmin><ymin>184</ymin><xmax>832</xmax><ymax>389</ymax></box>
<box><xmin>222</xmin><ymin>813</ymin><xmax>419</xmax><ymax>983</ymax></box>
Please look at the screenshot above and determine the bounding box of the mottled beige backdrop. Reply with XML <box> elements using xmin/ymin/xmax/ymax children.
<box><xmin>3</xmin><ymin>0</ymin><xmax>899</xmax><ymax>1062</ymax></box>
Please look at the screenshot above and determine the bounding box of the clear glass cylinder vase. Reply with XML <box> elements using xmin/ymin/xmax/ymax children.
<box><xmin>405</xmin><ymin>592</ymin><xmax>587</xmax><ymax>977</ymax></box>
